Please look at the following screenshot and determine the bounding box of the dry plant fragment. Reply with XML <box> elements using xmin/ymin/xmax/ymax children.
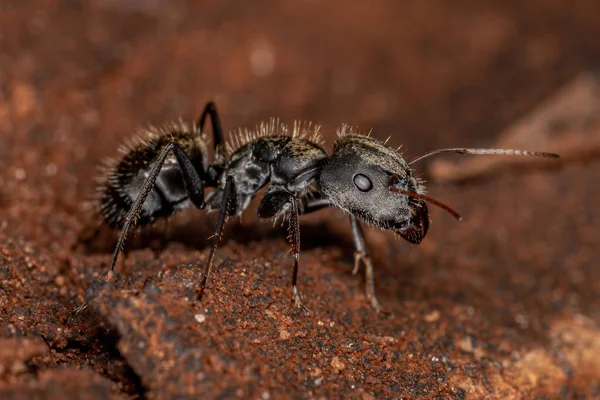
<box><xmin>429</xmin><ymin>72</ymin><xmax>600</xmax><ymax>183</ymax></box>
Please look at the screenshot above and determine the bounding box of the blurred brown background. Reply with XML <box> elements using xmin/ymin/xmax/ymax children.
<box><xmin>1</xmin><ymin>1</ymin><xmax>599</xmax><ymax>399</ymax></box>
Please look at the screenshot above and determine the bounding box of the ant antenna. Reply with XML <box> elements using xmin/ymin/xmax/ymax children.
<box><xmin>389</xmin><ymin>175</ymin><xmax>462</xmax><ymax>220</ymax></box>
<box><xmin>408</xmin><ymin>148</ymin><xmax>559</xmax><ymax>165</ymax></box>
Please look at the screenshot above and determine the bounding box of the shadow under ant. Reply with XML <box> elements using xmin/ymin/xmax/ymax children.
<box><xmin>75</xmin><ymin>211</ymin><xmax>430</xmax><ymax>315</ymax></box>
<box><xmin>75</xmin><ymin>211</ymin><xmax>358</xmax><ymax>263</ymax></box>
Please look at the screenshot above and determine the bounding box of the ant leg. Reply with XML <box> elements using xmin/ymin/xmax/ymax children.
<box><xmin>101</xmin><ymin>142</ymin><xmax>206</xmax><ymax>281</ymax></box>
<box><xmin>198</xmin><ymin>176</ymin><xmax>236</xmax><ymax>300</ymax></box>
<box><xmin>286</xmin><ymin>195</ymin><xmax>310</xmax><ymax>314</ymax></box>
<box><xmin>297</xmin><ymin>191</ymin><xmax>330</xmax><ymax>215</ymax></box>
<box><xmin>296</xmin><ymin>194</ymin><xmax>382</xmax><ymax>312</ymax></box>
<box><xmin>256</xmin><ymin>189</ymin><xmax>308</xmax><ymax>312</ymax></box>
<box><xmin>257</xmin><ymin>189</ymin><xmax>310</xmax><ymax>312</ymax></box>
<box><xmin>196</xmin><ymin>101</ymin><xmax>226</xmax><ymax>166</ymax></box>
<box><xmin>349</xmin><ymin>215</ymin><xmax>383</xmax><ymax>313</ymax></box>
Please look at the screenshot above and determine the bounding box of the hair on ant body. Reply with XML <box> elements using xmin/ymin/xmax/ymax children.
<box><xmin>94</xmin><ymin>101</ymin><xmax>559</xmax><ymax>313</ymax></box>
<box><xmin>97</xmin><ymin>102</ymin><xmax>226</xmax><ymax>230</ymax></box>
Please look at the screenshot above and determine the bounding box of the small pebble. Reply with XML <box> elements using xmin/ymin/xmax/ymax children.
<box><xmin>194</xmin><ymin>313</ymin><xmax>206</xmax><ymax>323</ymax></box>
<box><xmin>424</xmin><ymin>309</ymin><xmax>440</xmax><ymax>322</ymax></box>
<box><xmin>331</xmin><ymin>356</ymin><xmax>345</xmax><ymax>372</ymax></box>
<box><xmin>279</xmin><ymin>329</ymin><xmax>291</xmax><ymax>340</ymax></box>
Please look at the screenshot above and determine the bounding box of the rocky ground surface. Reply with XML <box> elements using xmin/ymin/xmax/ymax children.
<box><xmin>1</xmin><ymin>1</ymin><xmax>600</xmax><ymax>399</ymax></box>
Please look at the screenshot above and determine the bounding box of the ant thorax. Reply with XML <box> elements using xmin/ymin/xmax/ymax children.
<box><xmin>206</xmin><ymin>123</ymin><xmax>327</xmax><ymax>217</ymax></box>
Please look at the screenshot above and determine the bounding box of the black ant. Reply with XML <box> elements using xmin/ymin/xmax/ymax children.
<box><xmin>95</xmin><ymin>101</ymin><xmax>559</xmax><ymax>313</ymax></box>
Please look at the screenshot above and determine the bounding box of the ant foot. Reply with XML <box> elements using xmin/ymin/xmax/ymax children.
<box><xmin>292</xmin><ymin>286</ymin><xmax>311</xmax><ymax>315</ymax></box>
<box><xmin>98</xmin><ymin>269</ymin><xmax>117</xmax><ymax>282</ymax></box>
<box><xmin>353</xmin><ymin>251</ymin><xmax>369</xmax><ymax>275</ymax></box>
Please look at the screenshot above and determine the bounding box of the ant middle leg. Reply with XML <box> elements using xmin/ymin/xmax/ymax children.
<box><xmin>197</xmin><ymin>175</ymin><xmax>237</xmax><ymax>300</ymax></box>
<box><xmin>257</xmin><ymin>189</ymin><xmax>309</xmax><ymax>312</ymax></box>
<box><xmin>286</xmin><ymin>196</ymin><xmax>309</xmax><ymax>312</ymax></box>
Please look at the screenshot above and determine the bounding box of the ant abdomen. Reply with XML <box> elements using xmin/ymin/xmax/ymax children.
<box><xmin>97</xmin><ymin>122</ymin><xmax>210</xmax><ymax>229</ymax></box>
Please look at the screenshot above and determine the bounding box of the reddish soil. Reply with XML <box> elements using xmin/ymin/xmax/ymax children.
<box><xmin>1</xmin><ymin>1</ymin><xmax>600</xmax><ymax>398</ymax></box>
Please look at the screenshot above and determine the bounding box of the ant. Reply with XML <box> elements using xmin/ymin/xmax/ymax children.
<box><xmin>95</xmin><ymin>101</ymin><xmax>559</xmax><ymax>313</ymax></box>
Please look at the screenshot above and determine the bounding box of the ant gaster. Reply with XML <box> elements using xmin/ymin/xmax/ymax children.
<box><xmin>97</xmin><ymin>101</ymin><xmax>559</xmax><ymax>312</ymax></box>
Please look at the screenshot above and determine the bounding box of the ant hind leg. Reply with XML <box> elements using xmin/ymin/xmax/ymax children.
<box><xmin>196</xmin><ymin>101</ymin><xmax>226</xmax><ymax>166</ymax></box>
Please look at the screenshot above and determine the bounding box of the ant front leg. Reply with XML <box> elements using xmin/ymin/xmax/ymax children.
<box><xmin>102</xmin><ymin>142</ymin><xmax>207</xmax><ymax>281</ymax></box>
<box><xmin>297</xmin><ymin>191</ymin><xmax>330</xmax><ymax>214</ymax></box>
<box><xmin>296</xmin><ymin>193</ymin><xmax>383</xmax><ymax>312</ymax></box>
<box><xmin>349</xmin><ymin>215</ymin><xmax>383</xmax><ymax>313</ymax></box>
<box><xmin>197</xmin><ymin>176</ymin><xmax>236</xmax><ymax>300</ymax></box>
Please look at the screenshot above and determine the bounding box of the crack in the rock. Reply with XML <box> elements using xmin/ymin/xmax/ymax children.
<box><xmin>47</xmin><ymin>327</ymin><xmax>148</xmax><ymax>399</ymax></box>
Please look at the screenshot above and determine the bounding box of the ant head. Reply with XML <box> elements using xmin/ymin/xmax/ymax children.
<box><xmin>319</xmin><ymin>130</ymin><xmax>430</xmax><ymax>244</ymax></box>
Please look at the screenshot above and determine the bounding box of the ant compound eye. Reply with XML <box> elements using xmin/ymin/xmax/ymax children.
<box><xmin>353</xmin><ymin>174</ymin><xmax>373</xmax><ymax>192</ymax></box>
